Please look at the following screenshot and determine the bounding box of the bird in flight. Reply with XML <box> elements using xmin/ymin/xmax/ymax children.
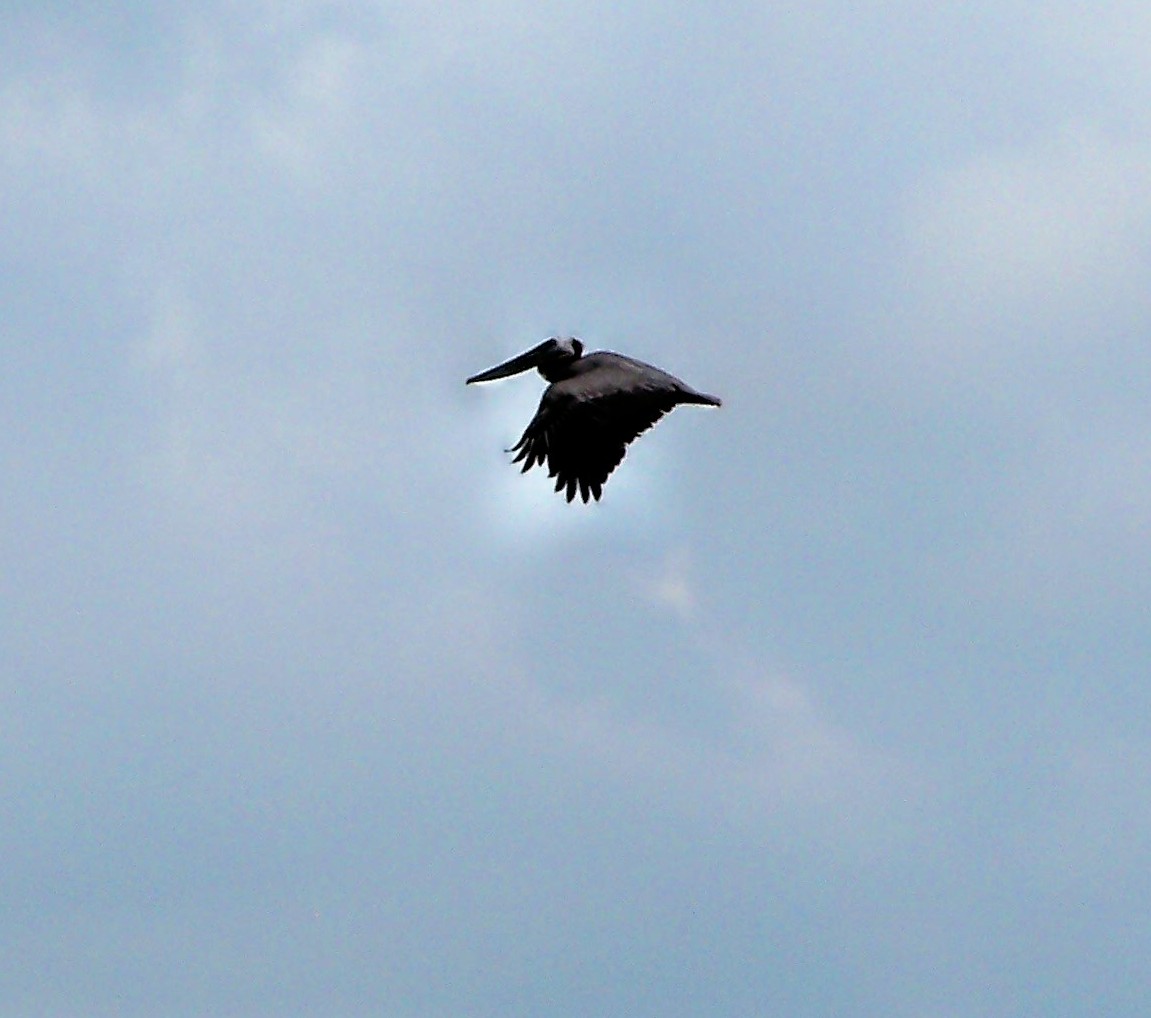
<box><xmin>467</xmin><ymin>337</ymin><xmax>721</xmax><ymax>502</ymax></box>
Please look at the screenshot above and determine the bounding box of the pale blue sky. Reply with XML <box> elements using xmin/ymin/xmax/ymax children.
<box><xmin>3</xmin><ymin>2</ymin><xmax>1151</xmax><ymax>1015</ymax></box>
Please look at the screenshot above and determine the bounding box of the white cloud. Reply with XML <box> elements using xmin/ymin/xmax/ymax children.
<box><xmin>904</xmin><ymin>127</ymin><xmax>1151</xmax><ymax>328</ymax></box>
<box><xmin>640</xmin><ymin>546</ymin><xmax>698</xmax><ymax>620</ymax></box>
<box><xmin>883</xmin><ymin>123</ymin><xmax>1151</xmax><ymax>597</ymax></box>
<box><xmin>6</xmin><ymin>3</ymin><xmax>1151</xmax><ymax>1013</ymax></box>
<box><xmin>533</xmin><ymin>664</ymin><xmax>918</xmax><ymax>843</ymax></box>
<box><xmin>134</xmin><ymin>284</ymin><xmax>458</xmax><ymax>544</ymax></box>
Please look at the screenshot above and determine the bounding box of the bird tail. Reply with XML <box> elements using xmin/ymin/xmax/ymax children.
<box><xmin>678</xmin><ymin>389</ymin><xmax>722</xmax><ymax>407</ymax></box>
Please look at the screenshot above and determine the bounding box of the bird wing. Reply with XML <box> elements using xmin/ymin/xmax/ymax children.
<box><xmin>510</xmin><ymin>381</ymin><xmax>679</xmax><ymax>502</ymax></box>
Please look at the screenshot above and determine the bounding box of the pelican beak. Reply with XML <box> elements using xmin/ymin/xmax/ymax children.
<box><xmin>466</xmin><ymin>340</ymin><xmax>557</xmax><ymax>384</ymax></box>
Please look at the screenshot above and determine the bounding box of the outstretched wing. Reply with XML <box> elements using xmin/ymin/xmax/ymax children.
<box><xmin>510</xmin><ymin>383</ymin><xmax>680</xmax><ymax>502</ymax></box>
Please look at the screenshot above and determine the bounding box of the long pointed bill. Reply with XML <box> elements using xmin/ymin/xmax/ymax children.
<box><xmin>466</xmin><ymin>340</ymin><xmax>556</xmax><ymax>384</ymax></box>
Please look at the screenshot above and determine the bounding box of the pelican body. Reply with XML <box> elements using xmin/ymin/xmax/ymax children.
<box><xmin>467</xmin><ymin>337</ymin><xmax>721</xmax><ymax>502</ymax></box>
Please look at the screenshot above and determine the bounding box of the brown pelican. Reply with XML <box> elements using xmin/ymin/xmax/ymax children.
<box><xmin>467</xmin><ymin>337</ymin><xmax>721</xmax><ymax>502</ymax></box>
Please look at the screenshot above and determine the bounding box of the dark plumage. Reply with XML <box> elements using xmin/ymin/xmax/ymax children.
<box><xmin>467</xmin><ymin>337</ymin><xmax>721</xmax><ymax>502</ymax></box>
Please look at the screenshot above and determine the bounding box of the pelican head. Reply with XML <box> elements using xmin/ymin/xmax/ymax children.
<box><xmin>467</xmin><ymin>337</ymin><xmax>584</xmax><ymax>385</ymax></box>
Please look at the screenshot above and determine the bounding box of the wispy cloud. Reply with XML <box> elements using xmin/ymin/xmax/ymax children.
<box><xmin>904</xmin><ymin>128</ymin><xmax>1151</xmax><ymax>326</ymax></box>
<box><xmin>5</xmin><ymin>2</ymin><xmax>1151</xmax><ymax>1015</ymax></box>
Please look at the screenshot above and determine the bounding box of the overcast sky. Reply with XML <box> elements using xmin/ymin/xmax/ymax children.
<box><xmin>4</xmin><ymin>2</ymin><xmax>1151</xmax><ymax>1015</ymax></box>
